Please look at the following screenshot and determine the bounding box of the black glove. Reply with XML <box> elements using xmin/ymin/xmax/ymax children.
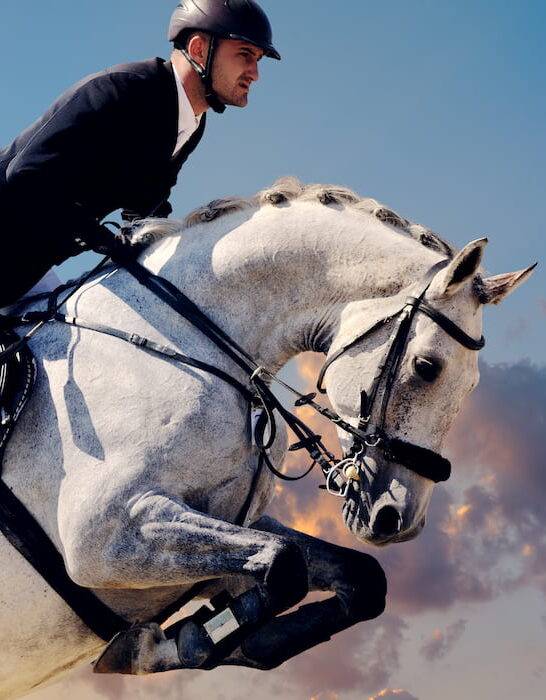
<box><xmin>76</xmin><ymin>223</ymin><xmax>143</xmax><ymax>260</ymax></box>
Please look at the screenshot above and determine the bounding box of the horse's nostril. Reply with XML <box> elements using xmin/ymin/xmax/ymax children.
<box><xmin>372</xmin><ymin>505</ymin><xmax>401</xmax><ymax>537</ymax></box>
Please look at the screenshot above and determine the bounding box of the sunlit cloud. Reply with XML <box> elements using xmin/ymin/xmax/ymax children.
<box><xmin>269</xmin><ymin>352</ymin><xmax>353</xmax><ymax>545</ymax></box>
<box><xmin>420</xmin><ymin>619</ymin><xmax>466</xmax><ymax>661</ymax></box>
<box><xmin>272</xmin><ymin>354</ymin><xmax>546</xmax><ymax>686</ymax></box>
<box><xmin>309</xmin><ymin>691</ymin><xmax>339</xmax><ymax>700</ymax></box>
<box><xmin>271</xmin><ymin>355</ymin><xmax>546</xmax><ymax>696</ymax></box>
<box><xmin>368</xmin><ymin>689</ymin><xmax>419</xmax><ymax>700</ymax></box>
<box><xmin>456</xmin><ymin>504</ymin><xmax>471</xmax><ymax>518</ymax></box>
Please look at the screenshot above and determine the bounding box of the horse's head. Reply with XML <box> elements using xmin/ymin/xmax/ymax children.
<box><xmin>324</xmin><ymin>239</ymin><xmax>535</xmax><ymax>546</ymax></box>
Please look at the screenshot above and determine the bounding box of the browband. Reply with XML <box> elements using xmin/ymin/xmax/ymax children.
<box><xmin>405</xmin><ymin>297</ymin><xmax>485</xmax><ymax>350</ymax></box>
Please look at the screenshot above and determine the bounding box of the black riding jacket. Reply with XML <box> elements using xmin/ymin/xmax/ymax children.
<box><xmin>0</xmin><ymin>58</ymin><xmax>206</xmax><ymax>305</ymax></box>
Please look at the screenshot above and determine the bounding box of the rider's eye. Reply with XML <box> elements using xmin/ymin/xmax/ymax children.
<box><xmin>413</xmin><ymin>356</ymin><xmax>442</xmax><ymax>382</ymax></box>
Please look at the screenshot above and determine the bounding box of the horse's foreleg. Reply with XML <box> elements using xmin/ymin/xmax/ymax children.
<box><xmin>72</xmin><ymin>492</ymin><xmax>307</xmax><ymax>604</ymax></box>
<box><xmin>95</xmin><ymin>566</ymin><xmax>311</xmax><ymax>675</ymax></box>
<box><xmin>86</xmin><ymin>494</ymin><xmax>308</xmax><ymax>674</ymax></box>
<box><xmin>209</xmin><ymin>515</ymin><xmax>386</xmax><ymax>670</ymax></box>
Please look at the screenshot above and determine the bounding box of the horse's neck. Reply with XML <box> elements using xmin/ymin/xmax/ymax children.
<box><xmin>144</xmin><ymin>203</ymin><xmax>442</xmax><ymax>369</ymax></box>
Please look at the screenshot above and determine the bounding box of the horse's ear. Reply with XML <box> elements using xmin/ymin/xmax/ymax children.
<box><xmin>477</xmin><ymin>263</ymin><xmax>537</xmax><ymax>305</ymax></box>
<box><xmin>429</xmin><ymin>238</ymin><xmax>488</xmax><ymax>298</ymax></box>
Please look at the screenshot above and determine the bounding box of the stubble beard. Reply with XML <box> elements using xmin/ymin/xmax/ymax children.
<box><xmin>213</xmin><ymin>85</ymin><xmax>248</xmax><ymax>108</ymax></box>
<box><xmin>212</xmin><ymin>69</ymin><xmax>249</xmax><ymax>108</ymax></box>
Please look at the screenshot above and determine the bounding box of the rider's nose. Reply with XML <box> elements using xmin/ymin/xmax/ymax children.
<box><xmin>248</xmin><ymin>62</ymin><xmax>259</xmax><ymax>82</ymax></box>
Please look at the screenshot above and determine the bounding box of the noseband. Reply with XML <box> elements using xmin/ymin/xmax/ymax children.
<box><xmin>314</xmin><ymin>260</ymin><xmax>485</xmax><ymax>490</ymax></box>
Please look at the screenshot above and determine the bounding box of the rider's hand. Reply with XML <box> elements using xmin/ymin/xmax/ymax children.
<box><xmin>76</xmin><ymin>224</ymin><xmax>142</xmax><ymax>260</ymax></box>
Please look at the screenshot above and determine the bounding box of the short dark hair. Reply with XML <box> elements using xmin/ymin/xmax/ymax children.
<box><xmin>173</xmin><ymin>29</ymin><xmax>210</xmax><ymax>52</ymax></box>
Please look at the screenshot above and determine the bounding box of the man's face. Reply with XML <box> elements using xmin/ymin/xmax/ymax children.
<box><xmin>211</xmin><ymin>39</ymin><xmax>263</xmax><ymax>107</ymax></box>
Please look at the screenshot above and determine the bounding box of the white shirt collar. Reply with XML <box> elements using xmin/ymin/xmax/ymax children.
<box><xmin>172</xmin><ymin>64</ymin><xmax>202</xmax><ymax>156</ymax></box>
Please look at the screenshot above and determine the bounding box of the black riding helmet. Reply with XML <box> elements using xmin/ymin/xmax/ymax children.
<box><xmin>168</xmin><ymin>0</ymin><xmax>280</xmax><ymax>113</ymax></box>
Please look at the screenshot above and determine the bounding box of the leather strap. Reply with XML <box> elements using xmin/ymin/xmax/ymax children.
<box><xmin>382</xmin><ymin>437</ymin><xmax>451</xmax><ymax>483</ymax></box>
<box><xmin>316</xmin><ymin>314</ymin><xmax>400</xmax><ymax>394</ymax></box>
<box><xmin>54</xmin><ymin>314</ymin><xmax>254</xmax><ymax>402</ymax></box>
<box><xmin>119</xmin><ymin>258</ymin><xmax>257</xmax><ymax>376</ymax></box>
<box><xmin>406</xmin><ymin>297</ymin><xmax>485</xmax><ymax>350</ymax></box>
<box><xmin>0</xmin><ymin>481</ymin><xmax>131</xmax><ymax>641</ymax></box>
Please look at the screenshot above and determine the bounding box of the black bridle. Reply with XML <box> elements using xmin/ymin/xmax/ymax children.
<box><xmin>314</xmin><ymin>260</ymin><xmax>485</xmax><ymax>490</ymax></box>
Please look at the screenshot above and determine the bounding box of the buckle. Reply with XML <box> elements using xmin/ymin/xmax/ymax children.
<box><xmin>129</xmin><ymin>334</ymin><xmax>147</xmax><ymax>347</ymax></box>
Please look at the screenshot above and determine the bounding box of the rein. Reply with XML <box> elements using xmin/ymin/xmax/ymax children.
<box><xmin>63</xmin><ymin>256</ymin><xmax>483</xmax><ymax>492</ymax></box>
<box><xmin>0</xmin><ymin>256</ymin><xmax>112</xmax><ymax>365</ymax></box>
<box><xmin>4</xmin><ymin>255</ymin><xmax>486</xmax><ymax>497</ymax></box>
<box><xmin>97</xmin><ymin>258</ymin><xmax>345</xmax><ymax>489</ymax></box>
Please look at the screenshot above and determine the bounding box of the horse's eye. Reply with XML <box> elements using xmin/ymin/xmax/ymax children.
<box><xmin>414</xmin><ymin>356</ymin><xmax>442</xmax><ymax>382</ymax></box>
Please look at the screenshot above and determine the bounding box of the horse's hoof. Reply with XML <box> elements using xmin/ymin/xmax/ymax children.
<box><xmin>93</xmin><ymin>623</ymin><xmax>180</xmax><ymax>675</ymax></box>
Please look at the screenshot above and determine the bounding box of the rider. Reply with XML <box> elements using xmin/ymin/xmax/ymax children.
<box><xmin>0</xmin><ymin>0</ymin><xmax>280</xmax><ymax>308</ymax></box>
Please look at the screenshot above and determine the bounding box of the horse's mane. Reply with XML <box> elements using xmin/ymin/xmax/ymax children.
<box><xmin>132</xmin><ymin>176</ymin><xmax>455</xmax><ymax>258</ymax></box>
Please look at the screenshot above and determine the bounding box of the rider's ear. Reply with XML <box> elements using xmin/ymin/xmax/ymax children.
<box><xmin>477</xmin><ymin>264</ymin><xmax>537</xmax><ymax>305</ymax></box>
<box><xmin>429</xmin><ymin>238</ymin><xmax>487</xmax><ymax>299</ymax></box>
<box><xmin>187</xmin><ymin>33</ymin><xmax>208</xmax><ymax>67</ymax></box>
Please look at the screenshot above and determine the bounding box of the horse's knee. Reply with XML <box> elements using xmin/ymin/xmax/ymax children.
<box><xmin>260</xmin><ymin>541</ymin><xmax>308</xmax><ymax>614</ymax></box>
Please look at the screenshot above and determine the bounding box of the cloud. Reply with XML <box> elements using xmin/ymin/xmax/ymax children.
<box><xmin>261</xmin><ymin>350</ymin><xmax>546</xmax><ymax>700</ymax></box>
<box><xmin>367</xmin><ymin>690</ymin><xmax>420</xmax><ymax>700</ymax></box>
<box><xmin>264</xmin><ymin>613</ymin><xmax>408</xmax><ymax>698</ymax></box>
<box><xmin>420</xmin><ymin>619</ymin><xmax>466</xmax><ymax>661</ymax></box>
<box><xmin>444</xmin><ymin>361</ymin><xmax>546</xmax><ymax>594</ymax></box>
<box><xmin>503</xmin><ymin>316</ymin><xmax>530</xmax><ymax>341</ymax></box>
<box><xmin>271</xmin><ymin>355</ymin><xmax>546</xmax><ymax>614</ymax></box>
<box><xmin>269</xmin><ymin>352</ymin><xmax>352</xmax><ymax>544</ymax></box>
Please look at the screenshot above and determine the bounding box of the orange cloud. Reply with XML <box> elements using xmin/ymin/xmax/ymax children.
<box><xmin>368</xmin><ymin>690</ymin><xmax>419</xmax><ymax>700</ymax></box>
<box><xmin>269</xmin><ymin>352</ymin><xmax>354</xmax><ymax>545</ymax></box>
<box><xmin>420</xmin><ymin>619</ymin><xmax>467</xmax><ymax>661</ymax></box>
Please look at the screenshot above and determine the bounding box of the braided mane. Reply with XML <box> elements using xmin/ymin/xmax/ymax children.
<box><xmin>133</xmin><ymin>176</ymin><xmax>455</xmax><ymax>258</ymax></box>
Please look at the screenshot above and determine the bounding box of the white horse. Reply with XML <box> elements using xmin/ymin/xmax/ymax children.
<box><xmin>0</xmin><ymin>178</ymin><xmax>533</xmax><ymax>698</ymax></box>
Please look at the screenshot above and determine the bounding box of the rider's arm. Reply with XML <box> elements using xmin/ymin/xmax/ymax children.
<box><xmin>5</xmin><ymin>66</ymin><xmax>169</xmax><ymax>258</ymax></box>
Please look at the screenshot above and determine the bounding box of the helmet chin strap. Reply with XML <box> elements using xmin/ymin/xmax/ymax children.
<box><xmin>178</xmin><ymin>35</ymin><xmax>226</xmax><ymax>114</ymax></box>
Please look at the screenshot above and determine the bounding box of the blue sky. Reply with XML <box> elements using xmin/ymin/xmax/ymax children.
<box><xmin>2</xmin><ymin>2</ymin><xmax>545</xmax><ymax>699</ymax></box>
